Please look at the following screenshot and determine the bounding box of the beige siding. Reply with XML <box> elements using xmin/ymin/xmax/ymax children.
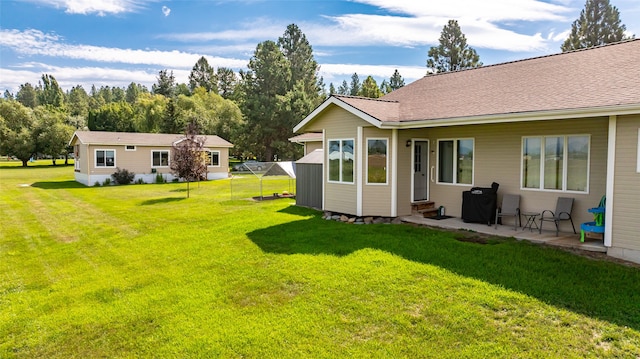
<box><xmin>399</xmin><ymin>118</ymin><xmax>608</xmax><ymax>229</ymax></box>
<box><xmin>308</xmin><ymin>105</ymin><xmax>371</xmax><ymax>214</ymax></box>
<box><xmin>362</xmin><ymin>127</ymin><xmax>393</xmax><ymax>216</ymax></box>
<box><xmin>611</xmin><ymin>115</ymin><xmax>640</xmax><ymax>251</ymax></box>
<box><xmin>304</xmin><ymin>141</ymin><xmax>323</xmax><ymax>155</ymax></box>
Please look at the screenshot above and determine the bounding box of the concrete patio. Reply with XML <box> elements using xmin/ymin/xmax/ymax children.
<box><xmin>400</xmin><ymin>214</ymin><xmax>607</xmax><ymax>253</ymax></box>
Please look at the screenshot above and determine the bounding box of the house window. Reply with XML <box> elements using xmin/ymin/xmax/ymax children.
<box><xmin>522</xmin><ymin>135</ymin><xmax>589</xmax><ymax>192</ymax></box>
<box><xmin>95</xmin><ymin>149</ymin><xmax>115</xmax><ymax>168</ymax></box>
<box><xmin>152</xmin><ymin>150</ymin><xmax>170</xmax><ymax>167</ymax></box>
<box><xmin>438</xmin><ymin>139</ymin><xmax>473</xmax><ymax>184</ymax></box>
<box><xmin>125</xmin><ymin>145</ymin><xmax>136</xmax><ymax>151</ymax></box>
<box><xmin>367</xmin><ymin>138</ymin><xmax>388</xmax><ymax>184</ymax></box>
<box><xmin>328</xmin><ymin>139</ymin><xmax>354</xmax><ymax>183</ymax></box>
<box><xmin>207</xmin><ymin>151</ymin><xmax>220</xmax><ymax>167</ymax></box>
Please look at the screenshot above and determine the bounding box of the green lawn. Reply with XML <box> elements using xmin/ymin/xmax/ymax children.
<box><xmin>1</xmin><ymin>162</ymin><xmax>640</xmax><ymax>358</ymax></box>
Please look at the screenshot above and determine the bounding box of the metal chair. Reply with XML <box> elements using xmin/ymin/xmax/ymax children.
<box><xmin>539</xmin><ymin>197</ymin><xmax>576</xmax><ymax>236</ymax></box>
<box><xmin>495</xmin><ymin>194</ymin><xmax>520</xmax><ymax>230</ymax></box>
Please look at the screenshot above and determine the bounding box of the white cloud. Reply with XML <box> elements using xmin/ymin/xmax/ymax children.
<box><xmin>24</xmin><ymin>0</ymin><xmax>151</xmax><ymax>15</ymax></box>
<box><xmin>351</xmin><ymin>0</ymin><xmax>572</xmax><ymax>22</ymax></box>
<box><xmin>1</xmin><ymin>29</ymin><xmax>247</xmax><ymax>69</ymax></box>
<box><xmin>162</xmin><ymin>5</ymin><xmax>170</xmax><ymax>17</ymax></box>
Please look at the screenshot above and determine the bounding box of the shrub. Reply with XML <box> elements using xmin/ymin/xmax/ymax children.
<box><xmin>103</xmin><ymin>178</ymin><xmax>111</xmax><ymax>186</ymax></box>
<box><xmin>155</xmin><ymin>173</ymin><xmax>165</xmax><ymax>184</ymax></box>
<box><xmin>136</xmin><ymin>178</ymin><xmax>145</xmax><ymax>184</ymax></box>
<box><xmin>94</xmin><ymin>181</ymin><xmax>101</xmax><ymax>187</ymax></box>
<box><xmin>111</xmin><ymin>168</ymin><xmax>135</xmax><ymax>185</ymax></box>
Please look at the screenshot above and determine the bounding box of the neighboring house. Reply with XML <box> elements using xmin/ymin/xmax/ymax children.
<box><xmin>289</xmin><ymin>132</ymin><xmax>323</xmax><ymax>156</ymax></box>
<box><xmin>69</xmin><ymin>131</ymin><xmax>233</xmax><ymax>186</ymax></box>
<box><xmin>293</xmin><ymin>39</ymin><xmax>640</xmax><ymax>264</ymax></box>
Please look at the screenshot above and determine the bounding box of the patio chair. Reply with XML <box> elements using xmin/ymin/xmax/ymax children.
<box><xmin>539</xmin><ymin>197</ymin><xmax>576</xmax><ymax>236</ymax></box>
<box><xmin>495</xmin><ymin>194</ymin><xmax>520</xmax><ymax>230</ymax></box>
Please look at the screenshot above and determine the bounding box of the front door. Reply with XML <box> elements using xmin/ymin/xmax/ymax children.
<box><xmin>413</xmin><ymin>140</ymin><xmax>429</xmax><ymax>201</ymax></box>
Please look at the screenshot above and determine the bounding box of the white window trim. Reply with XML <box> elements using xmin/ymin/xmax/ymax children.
<box><xmin>151</xmin><ymin>150</ymin><xmax>170</xmax><ymax>168</ymax></box>
<box><xmin>366</xmin><ymin>137</ymin><xmax>389</xmax><ymax>185</ymax></box>
<box><xmin>436</xmin><ymin>138</ymin><xmax>474</xmax><ymax>186</ymax></box>
<box><xmin>125</xmin><ymin>145</ymin><xmax>136</xmax><ymax>151</ymax></box>
<box><xmin>208</xmin><ymin>150</ymin><xmax>221</xmax><ymax>167</ymax></box>
<box><xmin>327</xmin><ymin>138</ymin><xmax>355</xmax><ymax>184</ymax></box>
<box><xmin>94</xmin><ymin>149</ymin><xmax>116</xmax><ymax>168</ymax></box>
<box><xmin>520</xmin><ymin>134</ymin><xmax>591</xmax><ymax>193</ymax></box>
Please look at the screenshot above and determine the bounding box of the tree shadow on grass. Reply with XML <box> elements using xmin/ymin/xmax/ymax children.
<box><xmin>247</xmin><ymin>213</ymin><xmax>640</xmax><ymax>331</ymax></box>
<box><xmin>31</xmin><ymin>180</ymin><xmax>88</xmax><ymax>190</ymax></box>
<box><xmin>139</xmin><ymin>197</ymin><xmax>186</xmax><ymax>205</ymax></box>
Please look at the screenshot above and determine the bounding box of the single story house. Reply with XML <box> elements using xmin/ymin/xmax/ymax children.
<box><xmin>69</xmin><ymin>131</ymin><xmax>233</xmax><ymax>186</ymax></box>
<box><xmin>293</xmin><ymin>39</ymin><xmax>640</xmax><ymax>264</ymax></box>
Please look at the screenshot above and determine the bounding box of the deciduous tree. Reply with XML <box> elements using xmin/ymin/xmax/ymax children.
<box><xmin>561</xmin><ymin>0</ymin><xmax>632</xmax><ymax>52</ymax></box>
<box><xmin>170</xmin><ymin>121</ymin><xmax>208</xmax><ymax>198</ymax></box>
<box><xmin>427</xmin><ymin>20</ymin><xmax>482</xmax><ymax>73</ymax></box>
<box><xmin>0</xmin><ymin>99</ymin><xmax>36</xmax><ymax>166</ymax></box>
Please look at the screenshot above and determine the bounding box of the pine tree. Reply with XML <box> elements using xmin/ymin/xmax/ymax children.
<box><xmin>189</xmin><ymin>56</ymin><xmax>217</xmax><ymax>93</ymax></box>
<box><xmin>152</xmin><ymin>69</ymin><xmax>176</xmax><ymax>98</ymax></box>
<box><xmin>349</xmin><ymin>73</ymin><xmax>360</xmax><ymax>96</ymax></box>
<box><xmin>427</xmin><ymin>20</ymin><xmax>482</xmax><ymax>73</ymax></box>
<box><xmin>337</xmin><ymin>80</ymin><xmax>349</xmax><ymax>95</ymax></box>
<box><xmin>561</xmin><ymin>0</ymin><xmax>632</xmax><ymax>52</ymax></box>
<box><xmin>358</xmin><ymin>76</ymin><xmax>383</xmax><ymax>98</ymax></box>
<box><xmin>389</xmin><ymin>69</ymin><xmax>405</xmax><ymax>91</ymax></box>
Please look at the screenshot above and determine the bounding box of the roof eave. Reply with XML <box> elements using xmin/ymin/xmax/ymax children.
<box><xmin>379</xmin><ymin>104</ymin><xmax>640</xmax><ymax>129</ymax></box>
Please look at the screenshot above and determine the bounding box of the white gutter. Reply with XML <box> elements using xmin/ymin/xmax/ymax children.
<box><xmin>377</xmin><ymin>104</ymin><xmax>640</xmax><ymax>130</ymax></box>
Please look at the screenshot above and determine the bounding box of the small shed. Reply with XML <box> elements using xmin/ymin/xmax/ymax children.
<box><xmin>295</xmin><ymin>149</ymin><xmax>323</xmax><ymax>209</ymax></box>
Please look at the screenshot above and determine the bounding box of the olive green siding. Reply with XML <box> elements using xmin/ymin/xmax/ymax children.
<box><xmin>362</xmin><ymin>127</ymin><xmax>394</xmax><ymax>217</ymax></box>
<box><xmin>304</xmin><ymin>105</ymin><xmax>368</xmax><ymax>214</ymax></box>
<box><xmin>610</xmin><ymin>115</ymin><xmax>640</xmax><ymax>257</ymax></box>
<box><xmin>304</xmin><ymin>141</ymin><xmax>323</xmax><ymax>155</ymax></box>
<box><xmin>397</xmin><ymin>118</ymin><xmax>608</xmax><ymax>228</ymax></box>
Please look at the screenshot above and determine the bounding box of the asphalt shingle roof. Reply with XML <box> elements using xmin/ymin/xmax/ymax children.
<box><xmin>331</xmin><ymin>39</ymin><xmax>640</xmax><ymax>124</ymax></box>
<box><xmin>71</xmin><ymin>131</ymin><xmax>233</xmax><ymax>147</ymax></box>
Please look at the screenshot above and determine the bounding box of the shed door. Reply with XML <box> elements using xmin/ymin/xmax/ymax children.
<box><xmin>413</xmin><ymin>140</ymin><xmax>429</xmax><ymax>201</ymax></box>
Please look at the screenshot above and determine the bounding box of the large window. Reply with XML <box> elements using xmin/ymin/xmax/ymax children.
<box><xmin>328</xmin><ymin>139</ymin><xmax>354</xmax><ymax>183</ymax></box>
<box><xmin>95</xmin><ymin>149</ymin><xmax>115</xmax><ymax>168</ymax></box>
<box><xmin>207</xmin><ymin>151</ymin><xmax>220</xmax><ymax>167</ymax></box>
<box><xmin>522</xmin><ymin>135</ymin><xmax>589</xmax><ymax>192</ymax></box>
<box><xmin>438</xmin><ymin>139</ymin><xmax>473</xmax><ymax>184</ymax></box>
<box><xmin>367</xmin><ymin>138</ymin><xmax>388</xmax><ymax>184</ymax></box>
<box><xmin>152</xmin><ymin>150</ymin><xmax>169</xmax><ymax>167</ymax></box>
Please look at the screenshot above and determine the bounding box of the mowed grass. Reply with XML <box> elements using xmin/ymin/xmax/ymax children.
<box><xmin>1</xmin><ymin>163</ymin><xmax>640</xmax><ymax>358</ymax></box>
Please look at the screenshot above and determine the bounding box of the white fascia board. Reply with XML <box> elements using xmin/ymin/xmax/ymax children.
<box><xmin>294</xmin><ymin>96</ymin><xmax>381</xmax><ymax>133</ymax></box>
<box><xmin>378</xmin><ymin>104</ymin><xmax>640</xmax><ymax>130</ymax></box>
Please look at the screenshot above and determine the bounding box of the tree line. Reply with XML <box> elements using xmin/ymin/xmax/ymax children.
<box><xmin>0</xmin><ymin>0</ymin><xmax>632</xmax><ymax>166</ymax></box>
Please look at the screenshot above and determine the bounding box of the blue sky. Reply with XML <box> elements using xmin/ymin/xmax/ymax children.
<box><xmin>1</xmin><ymin>0</ymin><xmax>639</xmax><ymax>94</ymax></box>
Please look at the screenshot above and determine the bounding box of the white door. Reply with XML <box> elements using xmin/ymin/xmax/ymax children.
<box><xmin>413</xmin><ymin>140</ymin><xmax>429</xmax><ymax>201</ymax></box>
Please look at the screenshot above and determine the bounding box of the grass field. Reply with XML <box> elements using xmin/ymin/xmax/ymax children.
<box><xmin>1</xmin><ymin>162</ymin><xmax>640</xmax><ymax>358</ymax></box>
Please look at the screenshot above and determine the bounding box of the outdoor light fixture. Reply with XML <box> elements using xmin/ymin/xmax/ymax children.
<box><xmin>406</xmin><ymin>140</ymin><xmax>412</xmax><ymax>147</ymax></box>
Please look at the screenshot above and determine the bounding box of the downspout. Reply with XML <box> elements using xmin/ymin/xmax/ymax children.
<box><xmin>604</xmin><ymin>115</ymin><xmax>616</xmax><ymax>247</ymax></box>
<box><xmin>357</xmin><ymin>126</ymin><xmax>363</xmax><ymax>216</ymax></box>
<box><xmin>391</xmin><ymin>129</ymin><xmax>398</xmax><ymax>217</ymax></box>
<box><xmin>322</xmin><ymin>129</ymin><xmax>326</xmax><ymax>211</ymax></box>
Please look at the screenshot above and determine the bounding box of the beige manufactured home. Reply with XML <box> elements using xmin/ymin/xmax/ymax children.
<box><xmin>69</xmin><ymin>131</ymin><xmax>233</xmax><ymax>186</ymax></box>
<box><xmin>293</xmin><ymin>39</ymin><xmax>640</xmax><ymax>264</ymax></box>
